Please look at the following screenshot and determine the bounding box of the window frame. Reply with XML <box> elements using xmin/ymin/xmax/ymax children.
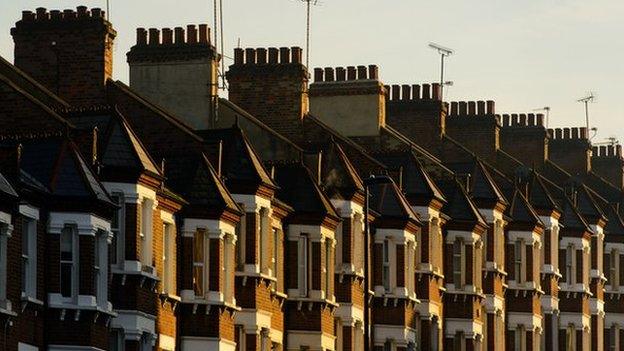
<box><xmin>453</xmin><ymin>238</ymin><xmax>466</xmax><ymax>289</ymax></box>
<box><xmin>162</xmin><ymin>221</ymin><xmax>175</xmax><ymax>294</ymax></box>
<box><xmin>192</xmin><ymin>229</ymin><xmax>208</xmax><ymax>298</ymax></box>
<box><xmin>94</xmin><ymin>229</ymin><xmax>109</xmax><ymax>307</ymax></box>
<box><xmin>139</xmin><ymin>198</ymin><xmax>154</xmax><ymax>269</ymax></box>
<box><xmin>514</xmin><ymin>239</ymin><xmax>525</xmax><ymax>284</ymax></box>
<box><xmin>382</xmin><ymin>239</ymin><xmax>391</xmax><ymax>292</ymax></box>
<box><xmin>60</xmin><ymin>225</ymin><xmax>79</xmax><ymax>301</ymax></box>
<box><xmin>223</xmin><ymin>233</ymin><xmax>235</xmax><ymax>304</ymax></box>
<box><xmin>235</xmin><ymin>203</ymin><xmax>246</xmax><ymax>271</ymax></box>
<box><xmin>21</xmin><ymin>216</ymin><xmax>37</xmax><ymax>299</ymax></box>
<box><xmin>110</xmin><ymin>193</ymin><xmax>125</xmax><ymax>266</ymax></box>
<box><xmin>297</xmin><ymin>234</ymin><xmax>309</xmax><ymax>297</ymax></box>
<box><xmin>0</xmin><ymin>220</ymin><xmax>11</xmax><ymax>309</ymax></box>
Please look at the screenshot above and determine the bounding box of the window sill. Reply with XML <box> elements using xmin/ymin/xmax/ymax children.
<box><xmin>288</xmin><ymin>296</ymin><xmax>339</xmax><ymax>308</ymax></box>
<box><xmin>21</xmin><ymin>295</ymin><xmax>44</xmax><ymax>307</ymax></box>
<box><xmin>183</xmin><ymin>298</ymin><xmax>240</xmax><ymax>311</ymax></box>
<box><xmin>416</xmin><ymin>266</ymin><xmax>445</xmax><ymax>279</ymax></box>
<box><xmin>0</xmin><ymin>300</ymin><xmax>17</xmax><ymax>317</ymax></box>
<box><xmin>234</xmin><ymin>271</ymin><xmax>277</xmax><ymax>282</ymax></box>
<box><xmin>270</xmin><ymin>289</ymin><xmax>288</xmax><ymax>300</ymax></box>
<box><xmin>159</xmin><ymin>292</ymin><xmax>181</xmax><ymax>302</ymax></box>
<box><xmin>111</xmin><ymin>266</ymin><xmax>160</xmax><ymax>282</ymax></box>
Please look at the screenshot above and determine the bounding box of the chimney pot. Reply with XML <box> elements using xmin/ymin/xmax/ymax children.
<box><xmin>245</xmin><ymin>48</ymin><xmax>256</xmax><ymax>64</ymax></box>
<box><xmin>554</xmin><ymin>128</ymin><xmax>562</xmax><ymax>139</ymax></box>
<box><xmin>148</xmin><ymin>28</ymin><xmax>160</xmax><ymax>45</ymax></box>
<box><xmin>468</xmin><ymin>101</ymin><xmax>476</xmax><ymax>115</ymax></box>
<box><xmin>279</xmin><ymin>47</ymin><xmax>290</xmax><ymax>64</ymax></box>
<box><xmin>412</xmin><ymin>85</ymin><xmax>421</xmax><ymax>100</ymax></box>
<box><xmin>617</xmin><ymin>145</ymin><xmax>622</xmax><ymax>157</ymax></box>
<box><xmin>510</xmin><ymin>114</ymin><xmax>518</xmax><ymax>126</ymax></box>
<box><xmin>357</xmin><ymin>66</ymin><xmax>367</xmax><ymax>79</ymax></box>
<box><xmin>63</xmin><ymin>9</ymin><xmax>76</xmax><ymax>19</ymax></box>
<box><xmin>384</xmin><ymin>85</ymin><xmax>390</xmax><ymax>100</ymax></box>
<box><xmin>592</xmin><ymin>146</ymin><xmax>599</xmax><ymax>156</ymax></box>
<box><xmin>162</xmin><ymin>28</ymin><xmax>173</xmax><ymax>45</ymax></box>
<box><xmin>572</xmin><ymin>128</ymin><xmax>579</xmax><ymax>139</ymax></box>
<box><xmin>563</xmin><ymin>128</ymin><xmax>571</xmax><ymax>139</ymax></box>
<box><xmin>519</xmin><ymin>114</ymin><xmax>527</xmax><ymax>126</ymax></box>
<box><xmin>608</xmin><ymin>146</ymin><xmax>615</xmax><ymax>156</ymax></box>
<box><xmin>486</xmin><ymin>100</ymin><xmax>495</xmax><ymax>114</ymax></box>
<box><xmin>50</xmin><ymin>10</ymin><xmax>62</xmax><ymax>20</ymax></box>
<box><xmin>401</xmin><ymin>85</ymin><xmax>411</xmax><ymax>101</ymax></box>
<box><xmin>291</xmin><ymin>47</ymin><xmax>303</xmax><ymax>64</ymax></box>
<box><xmin>187</xmin><ymin>25</ymin><xmax>197</xmax><ymax>43</ymax></box>
<box><xmin>476</xmin><ymin>101</ymin><xmax>486</xmax><ymax>115</ymax></box>
<box><xmin>336</xmin><ymin>67</ymin><xmax>346</xmax><ymax>81</ymax></box>
<box><xmin>368</xmin><ymin>65</ymin><xmax>379</xmax><ymax>80</ymax></box>
<box><xmin>580</xmin><ymin>127</ymin><xmax>587</xmax><ymax>139</ymax></box>
<box><xmin>502</xmin><ymin>114</ymin><xmax>510</xmax><ymax>126</ymax></box>
<box><xmin>346</xmin><ymin>66</ymin><xmax>357</xmax><ymax>80</ymax></box>
<box><xmin>391</xmin><ymin>85</ymin><xmax>401</xmax><ymax>101</ymax></box>
<box><xmin>256</xmin><ymin>48</ymin><xmax>267</xmax><ymax>64</ymax></box>
<box><xmin>422</xmin><ymin>84</ymin><xmax>431</xmax><ymax>99</ymax></box>
<box><xmin>432</xmin><ymin>83</ymin><xmax>441</xmax><ymax>100</ymax></box>
<box><xmin>137</xmin><ymin>28</ymin><xmax>147</xmax><ymax>46</ymax></box>
<box><xmin>324</xmin><ymin>67</ymin><xmax>335</xmax><ymax>82</ymax></box>
<box><xmin>22</xmin><ymin>11</ymin><xmax>33</xmax><ymax>21</ymax></box>
<box><xmin>458</xmin><ymin>101</ymin><xmax>468</xmax><ymax>116</ymax></box>
<box><xmin>36</xmin><ymin>7</ymin><xmax>48</xmax><ymax>20</ymax></box>
<box><xmin>268</xmin><ymin>48</ymin><xmax>279</xmax><ymax>64</ymax></box>
<box><xmin>77</xmin><ymin>6</ymin><xmax>88</xmax><ymax>17</ymax></box>
<box><xmin>234</xmin><ymin>48</ymin><xmax>244</xmax><ymax>65</ymax></box>
<box><xmin>91</xmin><ymin>8</ymin><xmax>102</xmax><ymax>18</ymax></box>
<box><xmin>527</xmin><ymin>113</ymin><xmax>536</xmax><ymax>126</ymax></box>
<box><xmin>198</xmin><ymin>24</ymin><xmax>209</xmax><ymax>43</ymax></box>
<box><xmin>600</xmin><ymin>146</ymin><xmax>607</xmax><ymax>157</ymax></box>
<box><xmin>314</xmin><ymin>68</ymin><xmax>324</xmax><ymax>82</ymax></box>
<box><xmin>174</xmin><ymin>27</ymin><xmax>185</xmax><ymax>44</ymax></box>
<box><xmin>536</xmin><ymin>114</ymin><xmax>544</xmax><ymax>126</ymax></box>
<box><xmin>450</xmin><ymin>101</ymin><xmax>459</xmax><ymax>115</ymax></box>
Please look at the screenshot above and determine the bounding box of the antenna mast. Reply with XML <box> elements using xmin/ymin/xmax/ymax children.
<box><xmin>577</xmin><ymin>92</ymin><xmax>596</xmax><ymax>132</ymax></box>
<box><xmin>300</xmin><ymin>0</ymin><xmax>319</xmax><ymax>69</ymax></box>
<box><xmin>428</xmin><ymin>42</ymin><xmax>454</xmax><ymax>101</ymax></box>
<box><xmin>106</xmin><ymin>0</ymin><xmax>110</xmax><ymax>20</ymax></box>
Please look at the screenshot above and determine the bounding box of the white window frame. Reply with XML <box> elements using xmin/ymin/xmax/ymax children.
<box><xmin>383</xmin><ymin>239</ymin><xmax>391</xmax><ymax>292</ymax></box>
<box><xmin>94</xmin><ymin>229</ymin><xmax>109</xmax><ymax>308</ymax></box>
<box><xmin>406</xmin><ymin>241</ymin><xmax>416</xmax><ymax>298</ymax></box>
<box><xmin>610</xmin><ymin>249</ymin><xmax>619</xmax><ymax>290</ymax></box>
<box><xmin>235</xmin><ymin>203</ymin><xmax>246</xmax><ymax>271</ymax></box>
<box><xmin>272</xmin><ymin>227</ymin><xmax>281</xmax><ymax>291</ymax></box>
<box><xmin>162</xmin><ymin>221</ymin><xmax>175</xmax><ymax>294</ymax></box>
<box><xmin>353</xmin><ymin>213</ymin><xmax>364</xmax><ymax>275</ymax></box>
<box><xmin>223</xmin><ymin>233</ymin><xmax>235</xmax><ymax>304</ymax></box>
<box><xmin>453</xmin><ymin>238</ymin><xmax>466</xmax><ymax>289</ymax></box>
<box><xmin>21</xmin><ymin>215</ymin><xmax>37</xmax><ymax>299</ymax></box>
<box><xmin>60</xmin><ymin>225</ymin><xmax>79</xmax><ymax>302</ymax></box>
<box><xmin>324</xmin><ymin>238</ymin><xmax>332</xmax><ymax>299</ymax></box>
<box><xmin>110</xmin><ymin>193</ymin><xmax>125</xmax><ymax>266</ymax></box>
<box><xmin>0</xmin><ymin>216</ymin><xmax>12</xmax><ymax>311</ymax></box>
<box><xmin>193</xmin><ymin>229</ymin><xmax>208</xmax><ymax>299</ymax></box>
<box><xmin>610</xmin><ymin>324</ymin><xmax>620</xmax><ymax>351</ymax></box>
<box><xmin>566</xmin><ymin>324</ymin><xmax>576</xmax><ymax>351</ymax></box>
<box><xmin>514</xmin><ymin>239</ymin><xmax>525</xmax><ymax>284</ymax></box>
<box><xmin>109</xmin><ymin>328</ymin><xmax>125</xmax><ymax>351</ymax></box>
<box><xmin>515</xmin><ymin>325</ymin><xmax>527</xmax><ymax>351</ymax></box>
<box><xmin>259</xmin><ymin>207</ymin><xmax>270</xmax><ymax>275</ymax></box>
<box><xmin>140</xmin><ymin>198</ymin><xmax>154</xmax><ymax>269</ymax></box>
<box><xmin>566</xmin><ymin>245</ymin><xmax>575</xmax><ymax>284</ymax></box>
<box><xmin>298</xmin><ymin>234</ymin><xmax>309</xmax><ymax>297</ymax></box>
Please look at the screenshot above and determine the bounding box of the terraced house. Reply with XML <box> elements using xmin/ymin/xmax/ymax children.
<box><xmin>3</xmin><ymin>5</ymin><xmax>624</xmax><ymax>351</ymax></box>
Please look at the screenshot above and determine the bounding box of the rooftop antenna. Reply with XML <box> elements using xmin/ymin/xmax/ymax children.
<box><xmin>577</xmin><ymin>92</ymin><xmax>596</xmax><ymax>133</ymax></box>
<box><xmin>106</xmin><ymin>0</ymin><xmax>110</xmax><ymax>21</ymax></box>
<box><xmin>532</xmin><ymin>107</ymin><xmax>551</xmax><ymax>128</ymax></box>
<box><xmin>299</xmin><ymin>0</ymin><xmax>320</xmax><ymax>69</ymax></box>
<box><xmin>428</xmin><ymin>42</ymin><xmax>454</xmax><ymax>101</ymax></box>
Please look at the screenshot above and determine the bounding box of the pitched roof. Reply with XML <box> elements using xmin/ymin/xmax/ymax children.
<box><xmin>506</xmin><ymin>189</ymin><xmax>542</xmax><ymax>226</ymax></box>
<box><xmin>317</xmin><ymin>141</ymin><xmax>365</xmax><ymax>200</ymax></box>
<box><xmin>528</xmin><ymin>172</ymin><xmax>561</xmax><ymax>212</ymax></box>
<box><xmin>368</xmin><ymin>178</ymin><xmax>420</xmax><ymax>223</ymax></box>
<box><xmin>440</xmin><ymin>178</ymin><xmax>487</xmax><ymax>226</ymax></box>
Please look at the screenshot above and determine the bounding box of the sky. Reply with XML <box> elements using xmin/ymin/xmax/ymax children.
<box><xmin>1</xmin><ymin>0</ymin><xmax>624</xmax><ymax>143</ymax></box>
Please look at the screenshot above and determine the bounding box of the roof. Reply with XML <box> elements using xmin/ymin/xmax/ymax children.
<box><xmin>440</xmin><ymin>178</ymin><xmax>487</xmax><ymax>226</ymax></box>
<box><xmin>316</xmin><ymin>141</ymin><xmax>364</xmax><ymax>200</ymax></box>
<box><xmin>368</xmin><ymin>178</ymin><xmax>420</xmax><ymax>223</ymax></box>
<box><xmin>506</xmin><ymin>189</ymin><xmax>542</xmax><ymax>227</ymax></box>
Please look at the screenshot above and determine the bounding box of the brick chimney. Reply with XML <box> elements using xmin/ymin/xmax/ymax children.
<box><xmin>11</xmin><ymin>6</ymin><xmax>116</xmax><ymax>106</ymax></box>
<box><xmin>385</xmin><ymin>83</ymin><xmax>446</xmax><ymax>145</ymax></box>
<box><xmin>226</xmin><ymin>47</ymin><xmax>308</xmax><ymax>137</ymax></box>
<box><xmin>591</xmin><ymin>144</ymin><xmax>624</xmax><ymax>189</ymax></box>
<box><xmin>499</xmin><ymin>113</ymin><xmax>548</xmax><ymax>167</ymax></box>
<box><xmin>127</xmin><ymin>25</ymin><xmax>220</xmax><ymax>130</ymax></box>
<box><xmin>308</xmin><ymin>65</ymin><xmax>386</xmax><ymax>137</ymax></box>
<box><xmin>445</xmin><ymin>100</ymin><xmax>499</xmax><ymax>162</ymax></box>
<box><xmin>548</xmin><ymin>127</ymin><xmax>591</xmax><ymax>176</ymax></box>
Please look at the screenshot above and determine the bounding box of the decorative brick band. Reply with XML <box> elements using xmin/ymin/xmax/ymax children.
<box><xmin>448</xmin><ymin>100</ymin><xmax>496</xmax><ymax>116</ymax></box>
<box><xmin>313</xmin><ymin>65</ymin><xmax>379</xmax><ymax>82</ymax></box>
<box><xmin>385</xmin><ymin>83</ymin><xmax>441</xmax><ymax>101</ymax></box>
<box><xmin>547</xmin><ymin>127</ymin><xmax>588</xmax><ymax>140</ymax></box>
<box><xmin>592</xmin><ymin>145</ymin><xmax>622</xmax><ymax>158</ymax></box>
<box><xmin>232</xmin><ymin>47</ymin><xmax>303</xmax><ymax>66</ymax></box>
<box><xmin>498</xmin><ymin>113</ymin><xmax>545</xmax><ymax>128</ymax></box>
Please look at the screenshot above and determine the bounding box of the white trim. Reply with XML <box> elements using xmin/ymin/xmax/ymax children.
<box><xmin>234</xmin><ymin>308</ymin><xmax>272</xmax><ymax>333</ymax></box>
<box><xmin>286</xmin><ymin>330</ymin><xmax>335</xmax><ymax>351</ymax></box>
<box><xmin>335</xmin><ymin>303</ymin><xmax>364</xmax><ymax>326</ymax></box>
<box><xmin>373</xmin><ymin>324</ymin><xmax>417</xmax><ymax>347</ymax></box>
<box><xmin>102</xmin><ymin>182</ymin><xmax>157</xmax><ymax>204</ymax></box>
<box><xmin>48</xmin><ymin>212</ymin><xmax>111</xmax><ymax>236</ymax></box>
<box><xmin>507</xmin><ymin>312</ymin><xmax>543</xmax><ymax>332</ymax></box>
<box><xmin>444</xmin><ymin>318</ymin><xmax>483</xmax><ymax>338</ymax></box>
<box><xmin>111</xmin><ymin>309</ymin><xmax>156</xmax><ymax>341</ymax></box>
<box><xmin>181</xmin><ymin>336</ymin><xmax>236</xmax><ymax>351</ymax></box>
<box><xmin>0</xmin><ymin>211</ymin><xmax>11</xmax><ymax>226</ymax></box>
<box><xmin>18</xmin><ymin>342</ymin><xmax>38</xmax><ymax>351</ymax></box>
<box><xmin>159</xmin><ymin>334</ymin><xmax>176</xmax><ymax>351</ymax></box>
<box><xmin>19</xmin><ymin>204</ymin><xmax>39</xmax><ymax>220</ymax></box>
<box><xmin>48</xmin><ymin>346</ymin><xmax>105</xmax><ymax>351</ymax></box>
<box><xmin>558</xmin><ymin>312</ymin><xmax>591</xmax><ymax>330</ymax></box>
<box><xmin>231</xmin><ymin>193</ymin><xmax>271</xmax><ymax>213</ymax></box>
<box><xmin>446</xmin><ymin>230</ymin><xmax>480</xmax><ymax>244</ymax></box>
<box><xmin>160</xmin><ymin>210</ymin><xmax>175</xmax><ymax>224</ymax></box>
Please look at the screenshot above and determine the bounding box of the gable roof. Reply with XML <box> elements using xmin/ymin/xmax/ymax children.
<box><xmin>368</xmin><ymin>178</ymin><xmax>420</xmax><ymax>224</ymax></box>
<box><xmin>317</xmin><ymin>141</ymin><xmax>365</xmax><ymax>201</ymax></box>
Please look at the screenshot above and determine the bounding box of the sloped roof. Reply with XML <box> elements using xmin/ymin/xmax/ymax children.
<box><xmin>318</xmin><ymin>141</ymin><xmax>365</xmax><ymax>200</ymax></box>
<box><xmin>199</xmin><ymin>126</ymin><xmax>277</xmax><ymax>192</ymax></box>
<box><xmin>528</xmin><ymin>172</ymin><xmax>561</xmax><ymax>212</ymax></box>
<box><xmin>368</xmin><ymin>179</ymin><xmax>420</xmax><ymax>223</ymax></box>
<box><xmin>440</xmin><ymin>178</ymin><xmax>487</xmax><ymax>226</ymax></box>
<box><xmin>272</xmin><ymin>162</ymin><xmax>338</xmax><ymax>220</ymax></box>
<box><xmin>0</xmin><ymin>171</ymin><xmax>17</xmax><ymax>199</ymax></box>
<box><xmin>575</xmin><ymin>184</ymin><xmax>607</xmax><ymax>223</ymax></box>
<box><xmin>506</xmin><ymin>189</ymin><xmax>542</xmax><ymax>226</ymax></box>
<box><xmin>471</xmin><ymin>161</ymin><xmax>508</xmax><ymax>205</ymax></box>
<box><xmin>559</xmin><ymin>195</ymin><xmax>593</xmax><ymax>233</ymax></box>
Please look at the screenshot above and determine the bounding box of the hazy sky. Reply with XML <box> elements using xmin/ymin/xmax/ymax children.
<box><xmin>2</xmin><ymin>0</ymin><xmax>623</xmax><ymax>143</ymax></box>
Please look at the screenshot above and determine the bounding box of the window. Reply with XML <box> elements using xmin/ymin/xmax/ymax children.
<box><xmin>620</xmin><ymin>254</ymin><xmax>624</xmax><ymax>288</ymax></box>
<box><xmin>224</xmin><ymin>234</ymin><xmax>234</xmax><ymax>303</ymax></box>
<box><xmin>140</xmin><ymin>333</ymin><xmax>153</xmax><ymax>351</ymax></box>
<box><xmin>453</xmin><ymin>238</ymin><xmax>465</xmax><ymax>288</ymax></box>
<box><xmin>235</xmin><ymin>325</ymin><xmax>246</xmax><ymax>351</ymax></box>
<box><xmin>334</xmin><ymin>318</ymin><xmax>343</xmax><ymax>351</ymax></box>
<box><xmin>235</xmin><ymin>204</ymin><xmax>246</xmax><ymax>270</ymax></box>
<box><xmin>566</xmin><ymin>325</ymin><xmax>576</xmax><ymax>351</ymax></box>
<box><xmin>609</xmin><ymin>249</ymin><xmax>618</xmax><ymax>290</ymax></box>
<box><xmin>21</xmin><ymin>217</ymin><xmax>37</xmax><ymax>298</ymax></box>
<box><xmin>431</xmin><ymin>317</ymin><xmax>439</xmax><ymax>351</ymax></box>
<box><xmin>383</xmin><ymin>239</ymin><xmax>391</xmax><ymax>291</ymax></box>
<box><xmin>60</xmin><ymin>225</ymin><xmax>78</xmax><ymax>299</ymax></box>
<box><xmin>140</xmin><ymin>198</ymin><xmax>154</xmax><ymax>268</ymax></box>
<box><xmin>259</xmin><ymin>207</ymin><xmax>270</xmax><ymax>275</ymax></box>
<box><xmin>94</xmin><ymin>230</ymin><xmax>108</xmax><ymax>307</ymax></box>
<box><xmin>110</xmin><ymin>194</ymin><xmax>125</xmax><ymax>265</ymax></box>
<box><xmin>430</xmin><ymin>219</ymin><xmax>441</xmax><ymax>271</ymax></box>
<box><xmin>162</xmin><ymin>222</ymin><xmax>174</xmax><ymax>294</ymax></box>
<box><xmin>495</xmin><ymin>220</ymin><xmax>504</xmax><ymax>269</ymax></box>
<box><xmin>109</xmin><ymin>329</ymin><xmax>125</xmax><ymax>351</ymax></box>
<box><xmin>272</xmin><ymin>228</ymin><xmax>280</xmax><ymax>291</ymax></box>
<box><xmin>514</xmin><ymin>239</ymin><xmax>525</xmax><ymax>283</ymax></box>
<box><xmin>610</xmin><ymin>324</ymin><xmax>620</xmax><ymax>351</ymax></box>
<box><xmin>0</xmin><ymin>221</ymin><xmax>10</xmax><ymax>309</ymax></box>
<box><xmin>297</xmin><ymin>235</ymin><xmax>309</xmax><ymax>296</ymax></box>
<box><xmin>193</xmin><ymin>229</ymin><xmax>206</xmax><ymax>298</ymax></box>
<box><xmin>515</xmin><ymin>325</ymin><xmax>527</xmax><ymax>351</ymax></box>
<box><xmin>453</xmin><ymin>331</ymin><xmax>466</xmax><ymax>351</ymax></box>
<box><xmin>384</xmin><ymin>340</ymin><xmax>394</xmax><ymax>351</ymax></box>
<box><xmin>325</xmin><ymin>239</ymin><xmax>332</xmax><ymax>299</ymax></box>
<box><xmin>407</xmin><ymin>241</ymin><xmax>415</xmax><ymax>297</ymax></box>
<box><xmin>353</xmin><ymin>214</ymin><xmax>364</xmax><ymax>274</ymax></box>
<box><xmin>565</xmin><ymin>245</ymin><xmax>574</xmax><ymax>284</ymax></box>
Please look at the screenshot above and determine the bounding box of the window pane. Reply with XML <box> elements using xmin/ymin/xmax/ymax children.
<box><xmin>193</xmin><ymin>230</ymin><xmax>204</xmax><ymax>262</ymax></box>
<box><xmin>61</xmin><ymin>263</ymin><xmax>72</xmax><ymax>297</ymax></box>
<box><xmin>193</xmin><ymin>266</ymin><xmax>204</xmax><ymax>296</ymax></box>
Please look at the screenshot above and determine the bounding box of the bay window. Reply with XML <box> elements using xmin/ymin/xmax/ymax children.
<box><xmin>383</xmin><ymin>239</ymin><xmax>391</xmax><ymax>291</ymax></box>
<box><xmin>259</xmin><ymin>207</ymin><xmax>270</xmax><ymax>275</ymax></box>
<box><xmin>60</xmin><ymin>225</ymin><xmax>78</xmax><ymax>300</ymax></box>
<box><xmin>0</xmin><ymin>220</ymin><xmax>11</xmax><ymax>311</ymax></box>
<box><xmin>94</xmin><ymin>229</ymin><xmax>109</xmax><ymax>307</ymax></box>
<box><xmin>140</xmin><ymin>198</ymin><xmax>154</xmax><ymax>269</ymax></box>
<box><xmin>453</xmin><ymin>238</ymin><xmax>466</xmax><ymax>289</ymax></box>
<box><xmin>354</xmin><ymin>214</ymin><xmax>364</xmax><ymax>274</ymax></box>
<box><xmin>21</xmin><ymin>217</ymin><xmax>37</xmax><ymax>298</ymax></box>
<box><xmin>162</xmin><ymin>222</ymin><xmax>174</xmax><ymax>294</ymax></box>
<box><xmin>193</xmin><ymin>229</ymin><xmax>206</xmax><ymax>298</ymax></box>
<box><xmin>297</xmin><ymin>234</ymin><xmax>309</xmax><ymax>297</ymax></box>
<box><xmin>110</xmin><ymin>193</ymin><xmax>125</xmax><ymax>266</ymax></box>
<box><xmin>514</xmin><ymin>239</ymin><xmax>525</xmax><ymax>284</ymax></box>
<box><xmin>224</xmin><ymin>233</ymin><xmax>235</xmax><ymax>304</ymax></box>
<box><xmin>235</xmin><ymin>204</ymin><xmax>246</xmax><ymax>270</ymax></box>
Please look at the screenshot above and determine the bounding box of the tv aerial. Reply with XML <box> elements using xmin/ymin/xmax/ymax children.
<box><xmin>577</xmin><ymin>92</ymin><xmax>596</xmax><ymax>133</ymax></box>
<box><xmin>298</xmin><ymin>0</ymin><xmax>321</xmax><ymax>69</ymax></box>
<box><xmin>428</xmin><ymin>42</ymin><xmax>454</xmax><ymax>101</ymax></box>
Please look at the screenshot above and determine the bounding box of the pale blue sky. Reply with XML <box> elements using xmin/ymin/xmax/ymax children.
<box><xmin>2</xmin><ymin>0</ymin><xmax>623</xmax><ymax>143</ymax></box>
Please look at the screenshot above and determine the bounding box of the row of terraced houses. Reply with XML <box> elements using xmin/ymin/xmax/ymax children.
<box><xmin>2</xmin><ymin>5</ymin><xmax>624</xmax><ymax>351</ymax></box>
